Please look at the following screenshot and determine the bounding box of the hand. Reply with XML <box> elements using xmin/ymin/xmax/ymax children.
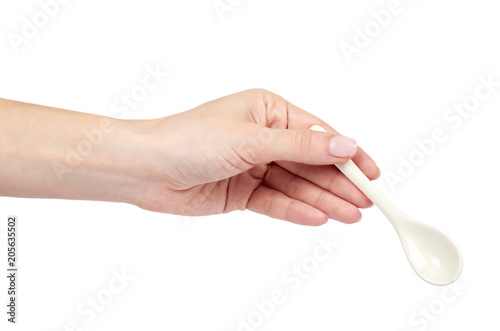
<box><xmin>0</xmin><ymin>90</ymin><xmax>379</xmax><ymax>226</ymax></box>
<box><xmin>133</xmin><ymin>89</ymin><xmax>380</xmax><ymax>225</ymax></box>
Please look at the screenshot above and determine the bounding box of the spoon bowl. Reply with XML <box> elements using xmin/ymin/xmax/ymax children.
<box><xmin>335</xmin><ymin>159</ymin><xmax>463</xmax><ymax>285</ymax></box>
<box><xmin>393</xmin><ymin>215</ymin><xmax>463</xmax><ymax>286</ymax></box>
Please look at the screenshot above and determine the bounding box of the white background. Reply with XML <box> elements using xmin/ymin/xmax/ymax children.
<box><xmin>1</xmin><ymin>0</ymin><xmax>499</xmax><ymax>330</ymax></box>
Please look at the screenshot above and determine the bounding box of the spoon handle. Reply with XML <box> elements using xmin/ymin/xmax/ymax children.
<box><xmin>308</xmin><ymin>125</ymin><xmax>403</xmax><ymax>221</ymax></box>
<box><xmin>335</xmin><ymin>160</ymin><xmax>402</xmax><ymax>221</ymax></box>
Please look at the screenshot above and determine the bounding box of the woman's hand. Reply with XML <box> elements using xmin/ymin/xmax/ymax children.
<box><xmin>132</xmin><ymin>89</ymin><xmax>380</xmax><ymax>225</ymax></box>
<box><xmin>0</xmin><ymin>89</ymin><xmax>379</xmax><ymax>226</ymax></box>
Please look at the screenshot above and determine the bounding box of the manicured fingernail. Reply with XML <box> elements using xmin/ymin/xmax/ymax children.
<box><xmin>310</xmin><ymin>125</ymin><xmax>358</xmax><ymax>157</ymax></box>
<box><xmin>329</xmin><ymin>136</ymin><xmax>357</xmax><ymax>158</ymax></box>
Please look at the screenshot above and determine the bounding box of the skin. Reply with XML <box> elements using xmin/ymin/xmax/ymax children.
<box><xmin>0</xmin><ymin>89</ymin><xmax>380</xmax><ymax>226</ymax></box>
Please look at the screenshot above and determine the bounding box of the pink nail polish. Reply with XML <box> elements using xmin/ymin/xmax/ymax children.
<box><xmin>329</xmin><ymin>136</ymin><xmax>357</xmax><ymax>158</ymax></box>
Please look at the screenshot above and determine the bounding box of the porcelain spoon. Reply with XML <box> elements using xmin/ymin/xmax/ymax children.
<box><xmin>311</xmin><ymin>125</ymin><xmax>463</xmax><ymax>285</ymax></box>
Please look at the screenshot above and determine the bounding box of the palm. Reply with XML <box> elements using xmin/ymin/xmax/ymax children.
<box><xmin>139</xmin><ymin>163</ymin><xmax>268</xmax><ymax>216</ymax></box>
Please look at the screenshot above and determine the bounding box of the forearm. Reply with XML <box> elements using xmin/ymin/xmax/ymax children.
<box><xmin>0</xmin><ymin>98</ymin><xmax>151</xmax><ymax>204</ymax></box>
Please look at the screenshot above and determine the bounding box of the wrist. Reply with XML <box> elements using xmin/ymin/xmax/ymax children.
<box><xmin>49</xmin><ymin>115</ymin><xmax>156</xmax><ymax>206</ymax></box>
<box><xmin>94</xmin><ymin>118</ymin><xmax>157</xmax><ymax>206</ymax></box>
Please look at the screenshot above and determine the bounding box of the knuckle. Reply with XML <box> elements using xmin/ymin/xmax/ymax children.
<box><xmin>328</xmin><ymin>172</ymin><xmax>343</xmax><ymax>192</ymax></box>
<box><xmin>285</xmin><ymin>200</ymin><xmax>296</xmax><ymax>221</ymax></box>
<box><xmin>283</xmin><ymin>175</ymin><xmax>300</xmax><ymax>197</ymax></box>
<box><xmin>263</xmin><ymin>190</ymin><xmax>276</xmax><ymax>214</ymax></box>
<box><xmin>314</xmin><ymin>190</ymin><xmax>327</xmax><ymax>207</ymax></box>
<box><xmin>295</xmin><ymin>130</ymin><xmax>314</xmax><ymax>162</ymax></box>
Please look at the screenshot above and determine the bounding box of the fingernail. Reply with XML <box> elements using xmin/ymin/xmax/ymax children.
<box><xmin>329</xmin><ymin>136</ymin><xmax>357</xmax><ymax>158</ymax></box>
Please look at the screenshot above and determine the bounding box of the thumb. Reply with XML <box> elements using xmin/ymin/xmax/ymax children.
<box><xmin>258</xmin><ymin>125</ymin><xmax>358</xmax><ymax>165</ymax></box>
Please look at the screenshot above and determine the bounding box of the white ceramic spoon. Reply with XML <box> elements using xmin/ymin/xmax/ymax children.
<box><xmin>311</xmin><ymin>126</ymin><xmax>463</xmax><ymax>285</ymax></box>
